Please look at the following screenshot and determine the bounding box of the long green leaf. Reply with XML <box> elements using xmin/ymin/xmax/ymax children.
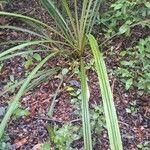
<box><xmin>0</xmin><ymin>25</ymin><xmax>47</xmax><ymax>39</ymax></box>
<box><xmin>41</xmin><ymin>0</ymin><xmax>74</xmax><ymax>41</ymax></box>
<box><xmin>0</xmin><ymin>11</ymin><xmax>62</xmax><ymax>37</ymax></box>
<box><xmin>0</xmin><ymin>11</ymin><xmax>73</xmax><ymax>46</ymax></box>
<box><xmin>79</xmin><ymin>0</ymin><xmax>89</xmax><ymax>32</ymax></box>
<box><xmin>0</xmin><ymin>40</ymin><xmax>66</xmax><ymax>59</ymax></box>
<box><xmin>82</xmin><ymin>0</ymin><xmax>93</xmax><ymax>33</ymax></box>
<box><xmin>0</xmin><ymin>40</ymin><xmax>30</xmax><ymax>46</ymax></box>
<box><xmin>80</xmin><ymin>58</ymin><xmax>92</xmax><ymax>150</ymax></box>
<box><xmin>62</xmin><ymin>0</ymin><xmax>77</xmax><ymax>39</ymax></box>
<box><xmin>0</xmin><ymin>40</ymin><xmax>49</xmax><ymax>58</ymax></box>
<box><xmin>88</xmin><ymin>34</ymin><xmax>123</xmax><ymax>150</ymax></box>
<box><xmin>0</xmin><ymin>49</ymin><xmax>49</xmax><ymax>61</ymax></box>
<box><xmin>74</xmin><ymin>0</ymin><xmax>79</xmax><ymax>38</ymax></box>
<box><xmin>25</xmin><ymin>68</ymin><xmax>60</xmax><ymax>92</ymax></box>
<box><xmin>22</xmin><ymin>20</ymin><xmax>51</xmax><ymax>39</ymax></box>
<box><xmin>86</xmin><ymin>0</ymin><xmax>102</xmax><ymax>34</ymax></box>
<box><xmin>0</xmin><ymin>68</ymin><xmax>60</xmax><ymax>97</ymax></box>
<box><xmin>0</xmin><ymin>52</ymin><xmax>58</xmax><ymax>139</ymax></box>
<box><xmin>78</xmin><ymin>0</ymin><xmax>89</xmax><ymax>51</ymax></box>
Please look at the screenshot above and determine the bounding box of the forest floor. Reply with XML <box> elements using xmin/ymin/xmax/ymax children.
<box><xmin>0</xmin><ymin>0</ymin><xmax>150</xmax><ymax>150</ymax></box>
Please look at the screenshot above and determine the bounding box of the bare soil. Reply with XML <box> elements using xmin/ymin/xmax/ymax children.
<box><xmin>0</xmin><ymin>0</ymin><xmax>149</xmax><ymax>150</ymax></box>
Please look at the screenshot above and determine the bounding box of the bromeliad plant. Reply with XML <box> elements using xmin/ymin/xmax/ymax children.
<box><xmin>0</xmin><ymin>0</ymin><xmax>123</xmax><ymax>149</ymax></box>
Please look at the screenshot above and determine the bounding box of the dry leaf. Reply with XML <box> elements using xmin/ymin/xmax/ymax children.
<box><xmin>31</xmin><ymin>143</ymin><xmax>43</xmax><ymax>150</ymax></box>
<box><xmin>14</xmin><ymin>138</ymin><xmax>27</xmax><ymax>148</ymax></box>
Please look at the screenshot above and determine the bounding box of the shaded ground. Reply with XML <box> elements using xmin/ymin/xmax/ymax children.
<box><xmin>0</xmin><ymin>0</ymin><xmax>150</xmax><ymax>150</ymax></box>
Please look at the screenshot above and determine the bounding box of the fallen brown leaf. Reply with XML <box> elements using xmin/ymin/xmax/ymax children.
<box><xmin>14</xmin><ymin>138</ymin><xmax>27</xmax><ymax>148</ymax></box>
<box><xmin>31</xmin><ymin>143</ymin><xmax>42</xmax><ymax>150</ymax></box>
<box><xmin>0</xmin><ymin>16</ymin><xmax>7</xmax><ymax>25</ymax></box>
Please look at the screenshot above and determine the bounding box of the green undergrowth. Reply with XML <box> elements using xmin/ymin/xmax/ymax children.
<box><xmin>0</xmin><ymin>0</ymin><xmax>122</xmax><ymax>149</ymax></box>
<box><xmin>97</xmin><ymin>0</ymin><xmax>150</xmax><ymax>95</ymax></box>
<box><xmin>113</xmin><ymin>36</ymin><xmax>150</xmax><ymax>95</ymax></box>
<box><xmin>98</xmin><ymin>0</ymin><xmax>150</xmax><ymax>37</ymax></box>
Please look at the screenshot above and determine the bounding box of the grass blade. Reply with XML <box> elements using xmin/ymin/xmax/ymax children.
<box><xmin>88</xmin><ymin>34</ymin><xmax>123</xmax><ymax>150</ymax></box>
<box><xmin>0</xmin><ymin>52</ymin><xmax>58</xmax><ymax>139</ymax></box>
<box><xmin>80</xmin><ymin>58</ymin><xmax>92</xmax><ymax>150</ymax></box>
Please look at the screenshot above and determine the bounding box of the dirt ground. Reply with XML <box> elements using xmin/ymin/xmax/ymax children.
<box><xmin>0</xmin><ymin>0</ymin><xmax>150</xmax><ymax>150</ymax></box>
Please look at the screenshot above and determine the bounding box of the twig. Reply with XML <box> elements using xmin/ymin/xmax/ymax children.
<box><xmin>111</xmin><ymin>78</ymin><xmax>116</xmax><ymax>94</ymax></box>
<box><xmin>70</xmin><ymin>118</ymin><xmax>81</xmax><ymax>123</ymax></box>
<box><xmin>47</xmin><ymin>76</ymin><xmax>64</xmax><ymax>117</ymax></box>
<box><xmin>34</xmin><ymin>116</ymin><xmax>63</xmax><ymax>123</ymax></box>
<box><xmin>0</xmin><ymin>4</ymin><xmax>3</xmax><ymax>10</ymax></box>
<box><xmin>34</xmin><ymin>116</ymin><xmax>81</xmax><ymax>124</ymax></box>
<box><xmin>118</xmin><ymin>121</ymin><xmax>129</xmax><ymax>127</ymax></box>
